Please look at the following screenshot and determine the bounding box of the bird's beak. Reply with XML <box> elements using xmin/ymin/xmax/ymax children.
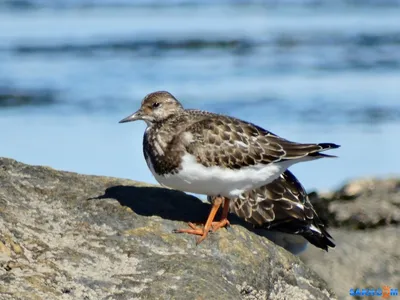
<box><xmin>119</xmin><ymin>109</ymin><xmax>143</xmax><ymax>123</ymax></box>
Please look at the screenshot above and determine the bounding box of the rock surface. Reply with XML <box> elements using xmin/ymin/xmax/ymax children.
<box><xmin>302</xmin><ymin>178</ymin><xmax>400</xmax><ymax>300</ymax></box>
<box><xmin>309</xmin><ymin>178</ymin><xmax>400</xmax><ymax>229</ymax></box>
<box><xmin>0</xmin><ymin>158</ymin><xmax>335</xmax><ymax>300</ymax></box>
<box><xmin>301</xmin><ymin>226</ymin><xmax>399</xmax><ymax>300</ymax></box>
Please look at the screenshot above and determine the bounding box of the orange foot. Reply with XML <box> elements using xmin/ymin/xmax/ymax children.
<box><xmin>173</xmin><ymin>219</ymin><xmax>231</xmax><ymax>244</ymax></box>
<box><xmin>211</xmin><ymin>218</ymin><xmax>230</xmax><ymax>232</ymax></box>
<box><xmin>173</xmin><ymin>197</ymin><xmax>231</xmax><ymax>245</ymax></box>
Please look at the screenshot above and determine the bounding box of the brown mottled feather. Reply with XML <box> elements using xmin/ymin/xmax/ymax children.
<box><xmin>128</xmin><ymin>92</ymin><xmax>339</xmax><ymax>175</ymax></box>
<box><xmin>208</xmin><ymin>170</ymin><xmax>335</xmax><ymax>251</ymax></box>
<box><xmin>180</xmin><ymin>109</ymin><xmax>338</xmax><ymax>170</ymax></box>
<box><xmin>141</xmin><ymin>97</ymin><xmax>339</xmax><ymax>175</ymax></box>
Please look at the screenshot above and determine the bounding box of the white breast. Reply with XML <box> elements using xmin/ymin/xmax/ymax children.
<box><xmin>146</xmin><ymin>152</ymin><xmax>299</xmax><ymax>198</ymax></box>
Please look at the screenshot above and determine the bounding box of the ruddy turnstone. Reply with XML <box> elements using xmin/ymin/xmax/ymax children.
<box><xmin>208</xmin><ymin>170</ymin><xmax>335</xmax><ymax>251</ymax></box>
<box><xmin>119</xmin><ymin>91</ymin><xmax>339</xmax><ymax>244</ymax></box>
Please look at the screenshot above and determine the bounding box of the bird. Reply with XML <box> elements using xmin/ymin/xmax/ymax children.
<box><xmin>208</xmin><ymin>170</ymin><xmax>335</xmax><ymax>251</ymax></box>
<box><xmin>119</xmin><ymin>91</ymin><xmax>340</xmax><ymax>244</ymax></box>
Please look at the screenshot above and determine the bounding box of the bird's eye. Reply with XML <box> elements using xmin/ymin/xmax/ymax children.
<box><xmin>152</xmin><ymin>102</ymin><xmax>160</xmax><ymax>108</ymax></box>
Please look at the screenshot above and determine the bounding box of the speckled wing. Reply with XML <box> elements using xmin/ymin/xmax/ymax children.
<box><xmin>208</xmin><ymin>170</ymin><xmax>335</xmax><ymax>251</ymax></box>
<box><xmin>181</xmin><ymin>112</ymin><xmax>339</xmax><ymax>169</ymax></box>
<box><xmin>229</xmin><ymin>170</ymin><xmax>311</xmax><ymax>226</ymax></box>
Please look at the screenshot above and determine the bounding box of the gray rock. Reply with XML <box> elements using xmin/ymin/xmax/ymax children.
<box><xmin>0</xmin><ymin>157</ymin><xmax>335</xmax><ymax>300</ymax></box>
<box><xmin>300</xmin><ymin>226</ymin><xmax>400</xmax><ymax>300</ymax></box>
<box><xmin>309</xmin><ymin>178</ymin><xmax>400</xmax><ymax>229</ymax></box>
<box><xmin>302</xmin><ymin>177</ymin><xmax>400</xmax><ymax>300</ymax></box>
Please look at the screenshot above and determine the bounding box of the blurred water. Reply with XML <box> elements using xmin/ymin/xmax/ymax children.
<box><xmin>1</xmin><ymin>1</ymin><xmax>399</xmax><ymax>191</ymax></box>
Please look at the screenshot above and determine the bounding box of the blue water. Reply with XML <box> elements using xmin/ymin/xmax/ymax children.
<box><xmin>1</xmin><ymin>1</ymin><xmax>400</xmax><ymax>192</ymax></box>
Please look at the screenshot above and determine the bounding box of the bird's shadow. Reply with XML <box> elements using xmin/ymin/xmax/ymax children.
<box><xmin>91</xmin><ymin>185</ymin><xmax>308</xmax><ymax>254</ymax></box>
<box><xmin>92</xmin><ymin>185</ymin><xmax>243</xmax><ymax>225</ymax></box>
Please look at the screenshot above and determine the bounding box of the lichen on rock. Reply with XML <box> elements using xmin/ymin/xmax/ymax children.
<box><xmin>0</xmin><ymin>157</ymin><xmax>335</xmax><ymax>300</ymax></box>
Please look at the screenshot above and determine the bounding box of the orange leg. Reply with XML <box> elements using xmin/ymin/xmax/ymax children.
<box><xmin>173</xmin><ymin>196</ymin><xmax>222</xmax><ymax>244</ymax></box>
<box><xmin>211</xmin><ymin>198</ymin><xmax>230</xmax><ymax>231</ymax></box>
<box><xmin>173</xmin><ymin>196</ymin><xmax>227</xmax><ymax>245</ymax></box>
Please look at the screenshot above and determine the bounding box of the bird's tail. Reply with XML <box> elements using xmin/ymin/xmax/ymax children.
<box><xmin>301</xmin><ymin>225</ymin><xmax>336</xmax><ymax>251</ymax></box>
<box><xmin>268</xmin><ymin>219</ymin><xmax>335</xmax><ymax>252</ymax></box>
<box><xmin>308</xmin><ymin>143</ymin><xmax>340</xmax><ymax>159</ymax></box>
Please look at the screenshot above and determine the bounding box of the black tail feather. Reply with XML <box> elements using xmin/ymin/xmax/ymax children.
<box><xmin>302</xmin><ymin>226</ymin><xmax>336</xmax><ymax>252</ymax></box>
<box><xmin>266</xmin><ymin>220</ymin><xmax>336</xmax><ymax>252</ymax></box>
<box><xmin>309</xmin><ymin>143</ymin><xmax>340</xmax><ymax>159</ymax></box>
<box><xmin>318</xmin><ymin>143</ymin><xmax>340</xmax><ymax>150</ymax></box>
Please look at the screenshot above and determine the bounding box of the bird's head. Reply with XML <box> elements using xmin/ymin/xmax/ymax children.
<box><xmin>119</xmin><ymin>91</ymin><xmax>184</xmax><ymax>126</ymax></box>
